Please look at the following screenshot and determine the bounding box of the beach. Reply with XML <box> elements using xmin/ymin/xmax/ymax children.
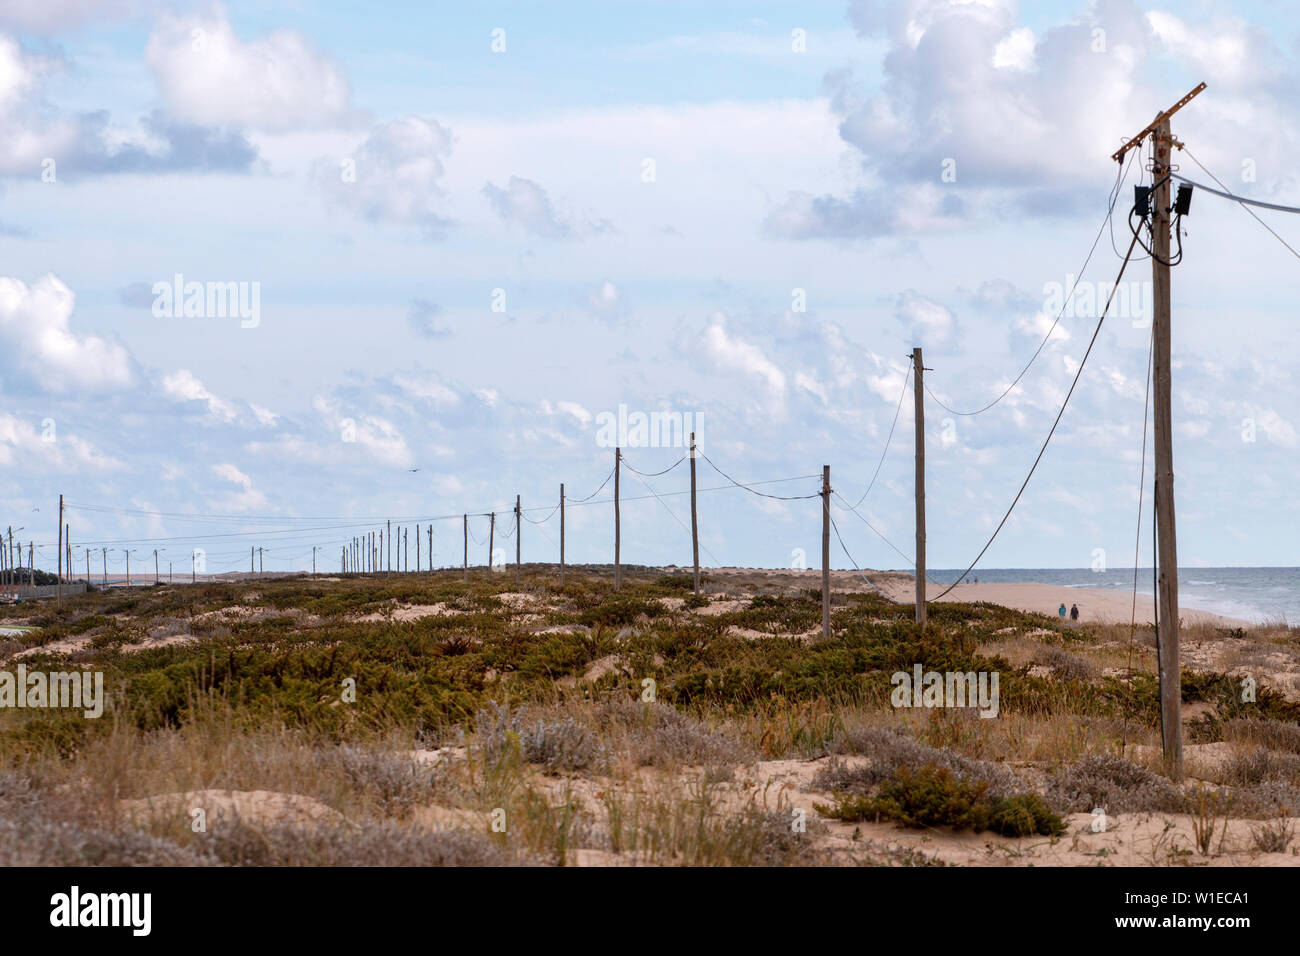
<box><xmin>882</xmin><ymin>579</ymin><xmax>1252</xmax><ymax>627</ymax></box>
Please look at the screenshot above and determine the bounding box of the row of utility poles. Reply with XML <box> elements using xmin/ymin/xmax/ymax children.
<box><xmin>38</xmin><ymin>83</ymin><xmax>1196</xmax><ymax>776</ymax></box>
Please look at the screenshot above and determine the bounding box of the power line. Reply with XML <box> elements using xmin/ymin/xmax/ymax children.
<box><xmin>620</xmin><ymin>454</ymin><xmax>686</xmax><ymax>478</ymax></box>
<box><xmin>831</xmin><ymin>493</ymin><xmax>915</xmax><ymax>568</ymax></box>
<box><xmin>697</xmin><ymin>451</ymin><xmax>821</xmax><ymax>500</ymax></box>
<box><xmin>826</xmin><ymin>510</ymin><xmax>900</xmax><ymax>602</ymax></box>
<box><xmin>568</xmin><ymin>463</ymin><xmax>616</xmax><ymax>503</ymax></box>
<box><xmin>931</xmin><ymin>227</ymin><xmax>1143</xmax><ymax>601</ymax></box>
<box><xmin>847</xmin><ymin>364</ymin><xmax>911</xmax><ymax>509</ymax></box>
<box><xmin>924</xmin><ymin>153</ymin><xmax>1133</xmax><ymax>418</ymax></box>
<box><xmin>1172</xmin><ymin>173</ymin><xmax>1300</xmax><ymax>214</ymax></box>
<box><xmin>624</xmin><ymin>467</ymin><xmax>724</xmax><ymax>568</ymax></box>
<box><xmin>1180</xmin><ymin>147</ymin><xmax>1300</xmax><ymax>262</ymax></box>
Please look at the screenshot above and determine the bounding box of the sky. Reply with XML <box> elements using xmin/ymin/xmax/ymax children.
<box><xmin>1</xmin><ymin>0</ymin><xmax>1298</xmax><ymax>579</ymax></box>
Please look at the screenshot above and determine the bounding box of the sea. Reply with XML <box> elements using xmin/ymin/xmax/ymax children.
<box><xmin>927</xmin><ymin>567</ymin><xmax>1299</xmax><ymax>625</ymax></box>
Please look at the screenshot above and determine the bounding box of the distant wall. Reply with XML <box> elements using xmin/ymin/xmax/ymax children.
<box><xmin>4</xmin><ymin>582</ymin><xmax>88</xmax><ymax>600</ymax></box>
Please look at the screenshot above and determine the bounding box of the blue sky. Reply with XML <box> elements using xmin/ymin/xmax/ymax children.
<box><xmin>1</xmin><ymin>0</ymin><xmax>1298</xmax><ymax>577</ymax></box>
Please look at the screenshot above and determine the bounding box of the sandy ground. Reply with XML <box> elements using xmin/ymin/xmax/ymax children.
<box><xmin>690</xmin><ymin>567</ymin><xmax>1251</xmax><ymax>627</ymax></box>
<box><xmin>879</xmin><ymin>579</ymin><xmax>1250</xmax><ymax>627</ymax></box>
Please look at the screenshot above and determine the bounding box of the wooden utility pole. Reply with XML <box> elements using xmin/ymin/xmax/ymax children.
<box><xmin>489</xmin><ymin>512</ymin><xmax>496</xmax><ymax>574</ymax></box>
<box><xmin>85</xmin><ymin>549</ymin><xmax>89</xmax><ymax>583</ymax></box>
<box><xmin>515</xmin><ymin>494</ymin><xmax>521</xmax><ymax>586</ymax></box>
<box><xmin>416</xmin><ymin>524</ymin><xmax>421</xmax><ymax>572</ymax></box>
<box><xmin>57</xmin><ymin>494</ymin><xmax>63</xmax><ymax>602</ymax></box>
<box><xmin>154</xmin><ymin>549</ymin><xmax>159</xmax><ymax>585</ymax></box>
<box><xmin>32</xmin><ymin>542</ymin><xmax>36</xmax><ymax>589</ymax></box>
<box><xmin>689</xmin><ymin>432</ymin><xmax>700</xmax><ymax>595</ymax></box>
<box><xmin>913</xmin><ymin>347</ymin><xmax>927</xmax><ymax>626</ymax></box>
<box><xmin>1152</xmin><ymin>116</ymin><xmax>1183</xmax><ymax>779</ymax></box>
<box><xmin>404</xmin><ymin>527</ymin><xmax>409</xmax><ymax>573</ymax></box>
<box><xmin>125</xmin><ymin>550</ymin><xmax>131</xmax><ymax>587</ymax></box>
<box><xmin>387</xmin><ymin>519</ymin><xmax>391</xmax><ymax>572</ymax></box>
<box><xmin>821</xmin><ymin>465</ymin><xmax>831</xmax><ymax>640</ymax></box>
<box><xmin>428</xmin><ymin>525</ymin><xmax>432</xmax><ymax>573</ymax></box>
<box><xmin>614</xmin><ymin>447</ymin><xmax>622</xmax><ymax>589</ymax></box>
<box><xmin>463</xmin><ymin>514</ymin><xmax>468</xmax><ymax>581</ymax></box>
<box><xmin>103</xmin><ymin>548</ymin><xmax>107</xmax><ymax>585</ymax></box>
<box><xmin>1112</xmin><ymin>85</ymin><xmax>1204</xmax><ymax>781</ymax></box>
<box><xmin>559</xmin><ymin>484</ymin><xmax>565</xmax><ymax>587</ymax></box>
<box><xmin>312</xmin><ymin>546</ymin><xmax>316</xmax><ymax>577</ymax></box>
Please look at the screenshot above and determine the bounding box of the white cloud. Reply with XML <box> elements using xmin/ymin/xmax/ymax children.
<box><xmin>483</xmin><ymin>175</ymin><xmax>572</xmax><ymax>238</ymax></box>
<box><xmin>1254</xmin><ymin>408</ymin><xmax>1298</xmax><ymax>448</ymax></box>
<box><xmin>0</xmin><ymin>274</ymin><xmax>134</xmax><ymax>392</ymax></box>
<box><xmin>319</xmin><ymin>116</ymin><xmax>453</xmax><ymax>234</ymax></box>
<box><xmin>0</xmin><ymin>0</ymin><xmax>132</xmax><ymax>32</ymax></box>
<box><xmin>992</xmin><ymin>27</ymin><xmax>1035</xmax><ymax>71</ymax></box>
<box><xmin>249</xmin><ymin>402</ymin><xmax>279</xmax><ymax>426</ymax></box>
<box><xmin>146</xmin><ymin>6</ymin><xmax>354</xmax><ymax>131</ymax></box>
<box><xmin>393</xmin><ymin>373</ymin><xmax>461</xmax><ymax>408</ymax></box>
<box><xmin>161</xmin><ymin>369</ymin><xmax>237</xmax><ymax>422</ymax></box>
<box><xmin>895</xmin><ymin>290</ymin><xmax>956</xmax><ymax>347</ymax></box>
<box><xmin>212</xmin><ymin>462</ymin><xmax>267</xmax><ymax>511</ymax></box>
<box><xmin>704</xmin><ymin>314</ymin><xmax>785</xmax><ymax>397</ymax></box>
<box><xmin>0</xmin><ymin>412</ymin><xmax>121</xmax><ymax>471</ymax></box>
<box><xmin>312</xmin><ymin>396</ymin><xmax>412</xmax><ymax>467</ymax></box>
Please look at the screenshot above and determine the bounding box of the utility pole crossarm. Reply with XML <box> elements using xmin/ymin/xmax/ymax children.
<box><xmin>1111</xmin><ymin>82</ymin><xmax>1206</xmax><ymax>164</ymax></box>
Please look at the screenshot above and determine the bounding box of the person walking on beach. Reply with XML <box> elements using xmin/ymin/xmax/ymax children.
<box><xmin>1058</xmin><ymin>602</ymin><xmax>1067</xmax><ymax>619</ymax></box>
<box><xmin>1070</xmin><ymin>603</ymin><xmax>1079</xmax><ymax>622</ymax></box>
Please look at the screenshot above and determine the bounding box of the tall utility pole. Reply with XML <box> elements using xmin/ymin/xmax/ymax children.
<box><xmin>312</xmin><ymin>546</ymin><xmax>316</xmax><ymax>577</ymax></box>
<box><xmin>614</xmin><ymin>447</ymin><xmax>622</xmax><ymax>589</ymax></box>
<box><xmin>463</xmin><ymin>514</ymin><xmax>468</xmax><ymax>581</ymax></box>
<box><xmin>821</xmin><ymin>465</ymin><xmax>831</xmax><ymax>641</ymax></box>
<box><xmin>489</xmin><ymin>512</ymin><xmax>496</xmax><ymax>574</ymax></box>
<box><xmin>559</xmin><ymin>484</ymin><xmax>566</xmax><ymax>587</ymax></box>
<box><xmin>387</xmin><ymin>519</ymin><xmax>391</xmax><ymax>573</ymax></box>
<box><xmin>912</xmin><ymin>347</ymin><xmax>927</xmax><ymax>626</ymax></box>
<box><xmin>154</xmin><ymin>549</ymin><xmax>159</xmax><ymax>585</ymax></box>
<box><xmin>57</xmin><ymin>494</ymin><xmax>63</xmax><ymax>602</ymax></box>
<box><xmin>125</xmin><ymin>550</ymin><xmax>131</xmax><ymax>587</ymax></box>
<box><xmin>103</xmin><ymin>548</ymin><xmax>107</xmax><ymax>586</ymax></box>
<box><xmin>689</xmin><ymin>432</ymin><xmax>700</xmax><ymax>595</ymax></box>
<box><xmin>1113</xmin><ymin>84</ymin><xmax>1203</xmax><ymax>781</ymax></box>
<box><xmin>515</xmin><ymin>494</ymin><xmax>521</xmax><ymax>587</ymax></box>
<box><xmin>1152</xmin><ymin>116</ymin><xmax>1182</xmax><ymax>779</ymax></box>
<box><xmin>428</xmin><ymin>525</ymin><xmax>432</xmax><ymax>573</ymax></box>
<box><xmin>416</xmin><ymin>524</ymin><xmax>421</xmax><ymax>572</ymax></box>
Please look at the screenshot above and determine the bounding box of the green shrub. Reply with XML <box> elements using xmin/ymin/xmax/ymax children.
<box><xmin>819</xmin><ymin>764</ymin><xmax>1065</xmax><ymax>838</ymax></box>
